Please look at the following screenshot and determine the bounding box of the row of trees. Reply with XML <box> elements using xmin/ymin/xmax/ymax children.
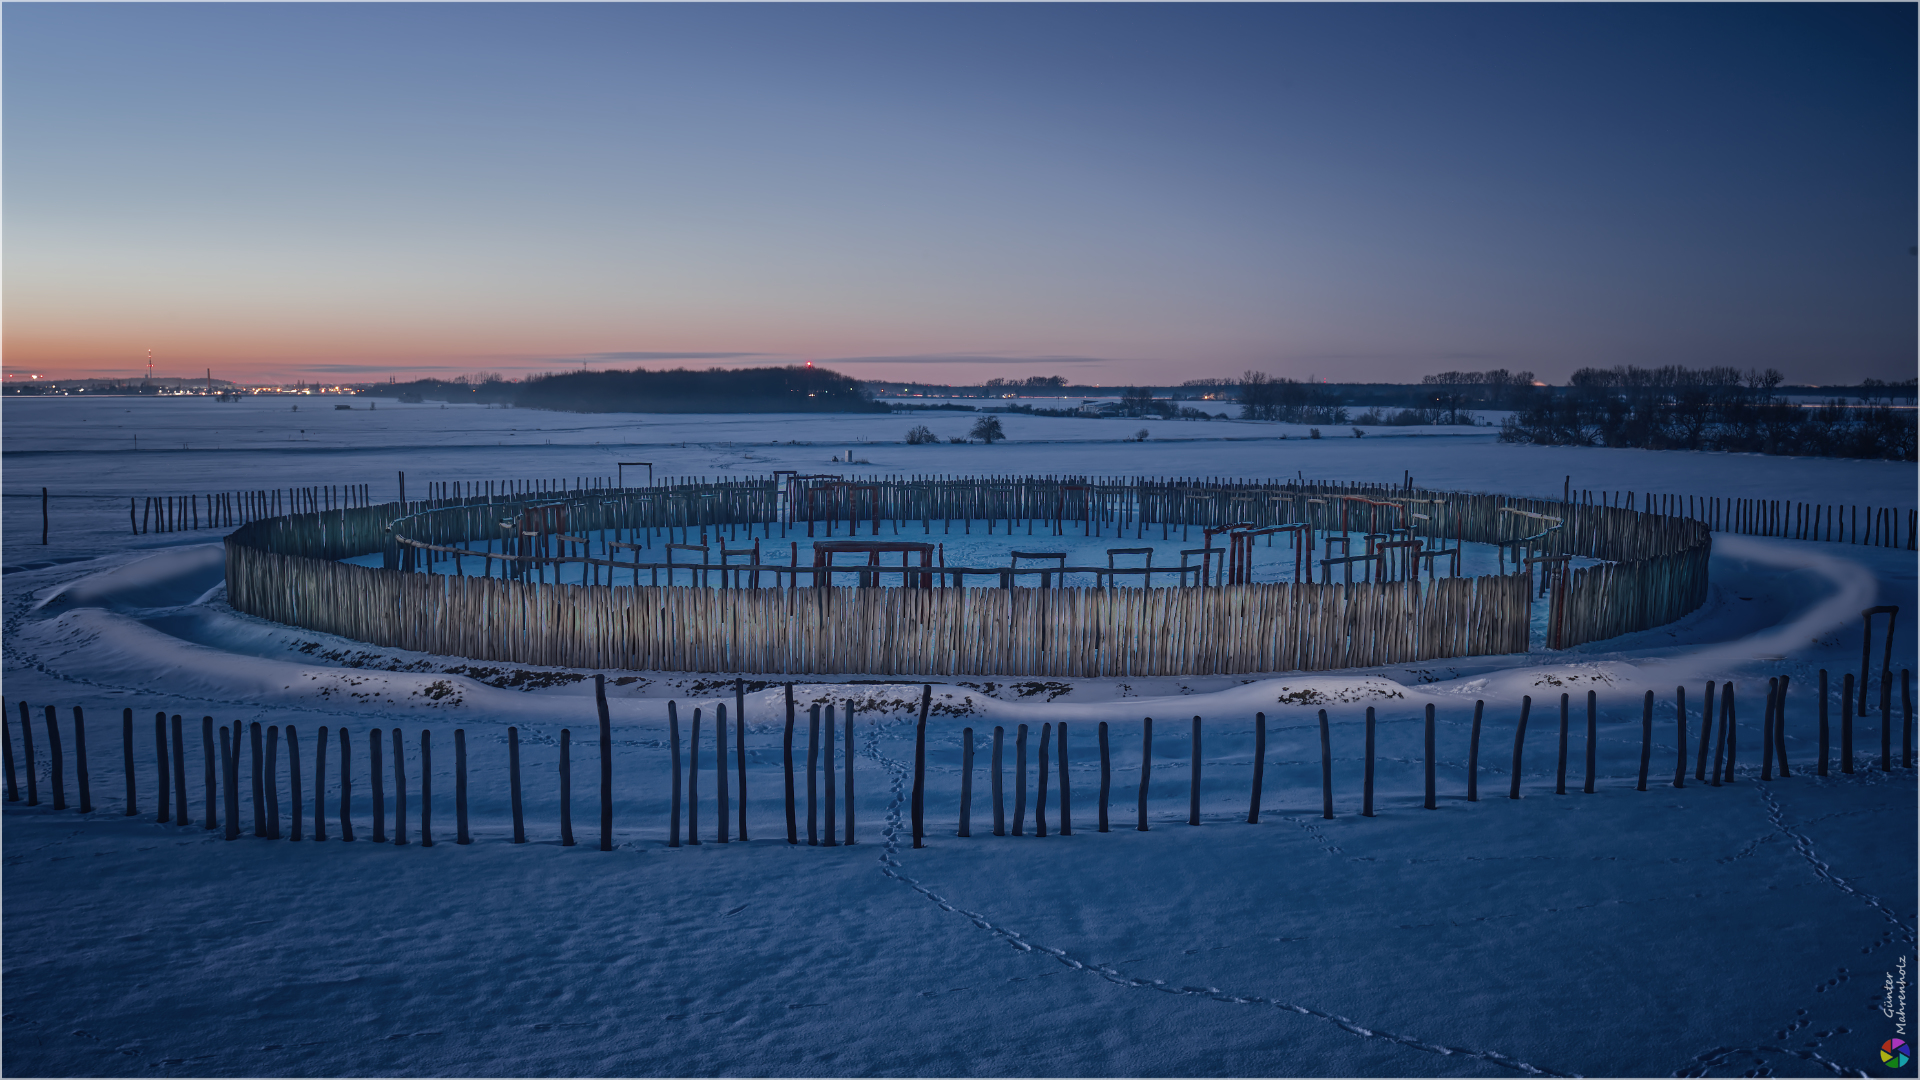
<box><xmin>1499</xmin><ymin>366</ymin><xmax>1916</xmax><ymax>461</ymax></box>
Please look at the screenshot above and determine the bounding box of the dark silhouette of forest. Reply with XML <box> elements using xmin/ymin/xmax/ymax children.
<box><xmin>364</xmin><ymin>365</ymin><xmax>886</xmax><ymax>414</ymax></box>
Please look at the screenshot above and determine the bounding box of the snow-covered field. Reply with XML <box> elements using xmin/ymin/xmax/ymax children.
<box><xmin>3</xmin><ymin>397</ymin><xmax>1915</xmax><ymax>1078</ymax></box>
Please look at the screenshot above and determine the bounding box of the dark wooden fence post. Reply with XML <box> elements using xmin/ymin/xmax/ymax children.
<box><xmin>1422</xmin><ymin>704</ymin><xmax>1438</xmax><ymax>809</ymax></box>
<box><xmin>1695</xmin><ymin>681</ymin><xmax>1716</xmax><ymax>781</ymax></box>
<box><xmin>72</xmin><ymin>706</ymin><xmax>91</xmax><ymax>814</ymax></box>
<box><xmin>220</xmin><ymin>726</ymin><xmax>240</xmax><ymax>840</ymax></box>
<box><xmin>1362</xmin><ymin>706</ymin><xmax>1376</xmax><ymax>816</ymax></box>
<box><xmin>1841</xmin><ymin>674</ymin><xmax>1854</xmax><ymax>773</ymax></box>
<box><xmin>669</xmin><ymin>702</ymin><xmax>683</xmax><ymax>847</ymax></box>
<box><xmin>1247</xmin><ymin>712</ymin><xmax>1265</xmax><ymax>824</ymax></box>
<box><xmin>1761</xmin><ymin>679</ymin><xmax>1777</xmax><ymax>781</ymax></box>
<box><xmin>808</xmin><ymin>705</ymin><xmax>821</xmax><ymax>845</ymax></box>
<box><xmin>21</xmin><ymin>701</ymin><xmax>37</xmax><ymax>806</ymax></box>
<box><xmin>1636</xmin><ymin>691</ymin><xmax>1652</xmax><ymax>791</ymax></box>
<box><xmin>1059</xmin><ymin>720</ymin><xmax>1072</xmax><ymax>835</ymax></box>
<box><xmin>316</xmin><ymin>726</ymin><xmax>329</xmax><ymax>841</ymax></box>
<box><xmin>265</xmin><ymin>725</ymin><xmax>281</xmax><ymax>839</ymax></box>
<box><xmin>784</xmin><ymin>686</ymin><xmax>797</xmax><ymax>845</ymax></box>
<box><xmin>819</xmin><ymin>705</ymin><xmax>832</xmax><ymax>846</ymax></box>
<box><xmin>1459</xmin><ymin>698</ymin><xmax>1482</xmax><ymax>802</ymax></box>
<box><xmin>992</xmin><ymin>724</ymin><xmax>1006</xmax><ymax>836</ymax></box>
<box><xmin>171</xmin><ymin>715</ymin><xmax>188</xmax><ymax>825</ymax></box>
<box><xmin>287</xmin><ymin>726</ymin><xmax>303</xmax><ymax>841</ymax></box>
<box><xmin>959</xmin><ymin>727</ymin><xmax>974</xmax><ymax>837</ymax></box>
<box><xmin>1036</xmin><ymin>723</ymin><xmax>1051</xmax><ymax>837</ymax></box>
<box><xmin>843</xmin><ymin>701</ymin><xmax>854</xmax><ymax>844</ymax></box>
<box><xmin>1318</xmin><ymin>709</ymin><xmax>1333</xmax><ymax>820</ymax></box>
<box><xmin>370</xmin><ymin>726</ymin><xmax>385</xmax><ymax>842</ymax></box>
<box><xmin>1</xmin><ymin>699</ymin><xmax>15</xmax><ymax>804</ymax></box>
<box><xmin>202</xmin><ymin>716</ymin><xmax>217</xmax><ymax>829</ymax></box>
<box><xmin>1509</xmin><ymin>696</ymin><xmax>1531</xmax><ymax>800</ymax></box>
<box><xmin>46</xmin><ymin>706</ymin><xmax>66</xmax><ymax>811</ymax></box>
<box><xmin>454</xmin><ymin>728</ymin><xmax>468</xmax><ymax>844</ymax></box>
<box><xmin>339</xmin><ymin>728</ymin><xmax>355</xmax><ymax>841</ymax></box>
<box><xmin>596</xmin><ymin>674</ymin><xmax>613</xmax><ymax>851</ymax></box>
<box><xmin>1710</xmin><ymin>689</ymin><xmax>1729</xmax><ymax>787</ymax></box>
<box><xmin>1673</xmin><ymin>686</ymin><xmax>1688</xmax><ymax>788</ymax></box>
<box><xmin>419</xmin><ymin>730</ymin><xmax>432</xmax><ymax>847</ymax></box>
<box><xmin>1775</xmin><ymin>674</ymin><xmax>1791</xmax><ymax>777</ymax></box>
<box><xmin>1186</xmin><ymin>716</ymin><xmax>1201</xmax><ymax>826</ymax></box>
<box><xmin>1583</xmin><ymin>690</ymin><xmax>1597</xmax><ymax>794</ymax></box>
<box><xmin>715</xmin><ymin>704</ymin><xmax>730</xmax><ymax>844</ymax></box>
<box><xmin>154</xmin><ymin>712</ymin><xmax>169</xmax><ymax>821</ymax></box>
<box><xmin>559</xmin><ymin>728</ymin><xmax>574</xmax><ymax>847</ymax></box>
<box><xmin>735</xmin><ymin>679</ymin><xmax>748</xmax><ymax>843</ymax></box>
<box><xmin>912</xmin><ymin>685</ymin><xmax>929</xmax><ymax>848</ymax></box>
<box><xmin>1555</xmin><ymin>693</ymin><xmax>1569</xmax><ymax>795</ymax></box>
<box><xmin>1724</xmin><ymin>682</ymin><xmax>1737</xmax><ymax>780</ymax></box>
<box><xmin>1097</xmin><ymin>721</ymin><xmax>1111</xmax><ymax>832</ymax></box>
<box><xmin>1136</xmin><ymin>717</ymin><xmax>1152</xmax><ymax>831</ymax></box>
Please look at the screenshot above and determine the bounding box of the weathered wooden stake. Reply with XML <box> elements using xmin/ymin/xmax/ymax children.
<box><xmin>154</xmin><ymin>712</ymin><xmax>170</xmax><ymax>821</ymax></box>
<box><xmin>1013</xmin><ymin>722</ymin><xmax>1029</xmax><ymax>836</ymax></box>
<box><xmin>1775</xmin><ymin>674</ymin><xmax>1791</xmax><ymax>777</ymax></box>
<box><xmin>1036</xmin><ymin>722</ymin><xmax>1051</xmax><ymax>837</ymax></box>
<box><xmin>1841</xmin><ymin>673</ymin><xmax>1855</xmax><ymax>773</ymax></box>
<box><xmin>265</xmin><ymin>725</ymin><xmax>281</xmax><ymax>838</ymax></box>
<box><xmin>339</xmin><ymin>727</ymin><xmax>355</xmax><ymax>841</ymax></box>
<box><xmin>1694</xmin><ymin>681</ymin><xmax>1716</xmax><ymax>781</ymax></box>
<box><xmin>171</xmin><ymin>714</ymin><xmax>188</xmax><ymax>825</ymax></box>
<box><xmin>221</xmin><ymin>726</ymin><xmax>240</xmax><ymax>840</ymax></box>
<box><xmin>286</xmin><ymin>725</ymin><xmax>303</xmax><ymax>841</ymax></box>
<box><xmin>1424</xmin><ymin>703</ymin><xmax>1438</xmax><ymax>809</ymax></box>
<box><xmin>820</xmin><ymin>705</ymin><xmax>833</xmax><ymax>846</ymax></box>
<box><xmin>1446</xmin><ymin>698</ymin><xmax>1475</xmax><ymax>805</ymax></box>
<box><xmin>735</xmin><ymin>678</ymin><xmax>748</xmax><ymax>842</ymax></box>
<box><xmin>316</xmin><ymin>726</ymin><xmax>329</xmax><ymax>841</ymax></box>
<box><xmin>783</xmin><ymin>686</ymin><xmax>797</xmax><ymax>845</ymax></box>
<box><xmin>559</xmin><ymin>728</ymin><xmax>574</xmax><ymax>846</ymax></box>
<box><xmin>1555</xmin><ymin>693</ymin><xmax>1569</xmax><ymax>795</ymax></box>
<box><xmin>201</xmin><ymin>715</ymin><xmax>217</xmax><ymax>828</ymax></box>
<box><xmin>1636</xmin><ymin>691</ymin><xmax>1653</xmax><ymax>791</ymax></box>
<box><xmin>1097</xmin><ymin>721</ymin><xmax>1111</xmax><ymax>832</ymax></box>
<box><xmin>19</xmin><ymin>701</ymin><xmax>37</xmax><ymax>807</ymax></box>
<box><xmin>1709</xmin><ymin>690</ymin><xmax>1728</xmax><ymax>787</ymax></box>
<box><xmin>370</xmin><ymin>726</ymin><xmax>386</xmax><ymax>841</ymax></box>
<box><xmin>1509</xmin><ymin>696</ymin><xmax>1532</xmax><ymax>800</ymax></box>
<box><xmin>1723</xmin><ymin>682</ymin><xmax>1737</xmax><ymax>780</ymax></box>
<box><xmin>46</xmin><ymin>706</ymin><xmax>66</xmax><ymax>811</ymax></box>
<box><xmin>806</xmin><ymin>703</ymin><xmax>820</xmax><ymax>845</ymax></box>
<box><xmin>843</xmin><ymin>701</ymin><xmax>855</xmax><ymax>844</ymax></box>
<box><xmin>1318</xmin><ymin>709</ymin><xmax>1333</xmax><ymax>820</ymax></box>
<box><xmin>1673</xmin><ymin>686</ymin><xmax>1688</xmax><ymax>788</ymax></box>
<box><xmin>715</xmin><ymin>704</ymin><xmax>730</xmax><ymax>844</ymax></box>
<box><xmin>1058</xmin><ymin>721</ymin><xmax>1073</xmax><ymax>835</ymax></box>
<box><xmin>1</xmin><ymin>700</ymin><xmax>15</xmax><ymax>804</ymax></box>
<box><xmin>912</xmin><ymin>685</ymin><xmax>930</xmax><ymax>848</ymax></box>
<box><xmin>596</xmin><ymin>674</ymin><xmax>613</xmax><ymax>851</ymax></box>
<box><xmin>959</xmin><ymin>727</ymin><xmax>974</xmax><ymax>837</ymax></box>
<box><xmin>992</xmin><ymin>724</ymin><xmax>1006</xmax><ymax>836</ymax></box>
<box><xmin>419</xmin><ymin>730</ymin><xmax>432</xmax><ymax>847</ymax></box>
<box><xmin>1186</xmin><ymin>716</ymin><xmax>1200</xmax><ymax>826</ymax></box>
<box><xmin>1136</xmin><ymin>717</ymin><xmax>1153</xmax><ymax>831</ymax></box>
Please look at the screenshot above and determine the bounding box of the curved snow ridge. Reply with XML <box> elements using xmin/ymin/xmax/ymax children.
<box><xmin>1686</xmin><ymin>536</ymin><xmax>1880</xmax><ymax>663</ymax></box>
<box><xmin>860</xmin><ymin>717</ymin><xmax>1577</xmax><ymax>1079</ymax></box>
<box><xmin>1756</xmin><ymin>782</ymin><xmax>1916</xmax><ymax>943</ymax></box>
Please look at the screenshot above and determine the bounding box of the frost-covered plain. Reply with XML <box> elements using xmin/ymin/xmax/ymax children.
<box><xmin>2</xmin><ymin>397</ymin><xmax>1915</xmax><ymax>1078</ymax></box>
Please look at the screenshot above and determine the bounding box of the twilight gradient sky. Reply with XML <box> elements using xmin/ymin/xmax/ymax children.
<box><xmin>5</xmin><ymin>3</ymin><xmax>1914</xmax><ymax>386</ymax></box>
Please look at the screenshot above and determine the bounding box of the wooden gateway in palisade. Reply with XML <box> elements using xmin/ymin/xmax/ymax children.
<box><xmin>224</xmin><ymin>474</ymin><xmax>1711</xmax><ymax>677</ymax></box>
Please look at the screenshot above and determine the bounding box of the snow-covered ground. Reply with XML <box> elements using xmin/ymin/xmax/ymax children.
<box><xmin>3</xmin><ymin>397</ymin><xmax>1915</xmax><ymax>1077</ymax></box>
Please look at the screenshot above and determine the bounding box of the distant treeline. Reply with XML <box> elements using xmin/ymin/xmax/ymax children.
<box><xmin>1499</xmin><ymin>366</ymin><xmax>1917</xmax><ymax>462</ymax></box>
<box><xmin>362</xmin><ymin>366</ymin><xmax>887</xmax><ymax>414</ymax></box>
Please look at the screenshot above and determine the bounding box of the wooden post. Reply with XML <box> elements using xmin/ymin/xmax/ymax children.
<box><xmin>419</xmin><ymin>730</ymin><xmax>432</xmax><ymax>847</ymax></box>
<box><xmin>1724</xmin><ymin>682</ymin><xmax>1737</xmax><ymax>781</ymax></box>
<box><xmin>1710</xmin><ymin>689</ymin><xmax>1728</xmax><ymax>787</ymax></box>
<box><xmin>912</xmin><ymin>685</ymin><xmax>929</xmax><ymax>848</ymax></box>
<box><xmin>201</xmin><ymin>715</ymin><xmax>217</xmax><ymax>829</ymax></box>
<box><xmin>1318</xmin><ymin>709</ymin><xmax>1333</xmax><ymax>820</ymax></box>
<box><xmin>1136</xmin><ymin>717</ymin><xmax>1152</xmax><ymax>831</ymax></box>
<box><xmin>454</xmin><ymin>729</ymin><xmax>469</xmax><ymax>844</ymax></box>
<box><xmin>1584</xmin><ymin>690</ymin><xmax>1597</xmax><ymax>794</ymax></box>
<box><xmin>1</xmin><ymin>700</ymin><xmax>15</xmax><ymax>804</ymax></box>
<box><xmin>287</xmin><ymin>726</ymin><xmax>303</xmax><ymax>841</ymax></box>
<box><xmin>1695</xmin><ymin>682</ymin><xmax>1716</xmax><ymax>781</ymax></box>
<box><xmin>214</xmin><ymin>725</ymin><xmax>235</xmax><ymax>840</ymax></box>
<box><xmin>595</xmin><ymin>675</ymin><xmax>613</xmax><ymax>851</ymax></box>
<box><xmin>1841</xmin><ymin>674</ymin><xmax>1854</xmax><ymax>773</ymax></box>
<box><xmin>783</xmin><ymin>685</ymin><xmax>797</xmax><ymax>845</ymax></box>
<box><xmin>715</xmin><ymin>704</ymin><xmax>730</xmax><ymax>844</ymax></box>
<box><xmin>959</xmin><ymin>727</ymin><xmax>974</xmax><ymax>837</ymax></box>
<box><xmin>1058</xmin><ymin>721</ymin><xmax>1072</xmax><ymax>836</ymax></box>
<box><xmin>502</xmin><ymin>723</ymin><xmax>526</xmax><ymax>842</ymax></box>
<box><xmin>19</xmin><ymin>701</ymin><xmax>35</xmax><ymax>807</ymax></box>
<box><xmin>393</xmin><ymin>727</ymin><xmax>412</xmax><ymax>841</ymax></box>
<box><xmin>46</xmin><ymin>706</ymin><xmax>66</xmax><ymax>811</ymax></box>
<box><xmin>1555</xmin><ymin>694</ymin><xmax>1569</xmax><ymax>795</ymax></box>
<box><xmin>1186</xmin><ymin>716</ymin><xmax>1200</xmax><ymax>826</ymax></box>
<box><xmin>1247</xmin><ymin>712</ymin><xmax>1265</xmax><ymax>824</ymax></box>
<box><xmin>992</xmin><ymin>724</ymin><xmax>1006</xmax><ymax>836</ymax></box>
<box><xmin>559</xmin><ymin>728</ymin><xmax>574</xmax><ymax>846</ymax></box>
<box><xmin>807</xmin><ymin>704</ymin><xmax>820</xmax><ymax>845</ymax></box>
<box><xmin>819</xmin><ymin>705</ymin><xmax>833</xmax><ymax>846</ymax></box>
<box><xmin>1672</xmin><ymin>687</ymin><xmax>1688</xmax><ymax>788</ymax></box>
<box><xmin>171</xmin><ymin>714</ymin><xmax>188</xmax><ymax>825</ymax></box>
<box><xmin>1509</xmin><ymin>696</ymin><xmax>1531</xmax><ymax>800</ymax></box>
<box><xmin>1467</xmin><ymin>700</ymin><xmax>1484</xmax><ymax>802</ymax></box>
<box><xmin>668</xmin><ymin>702</ymin><xmax>683</xmax><ymax>847</ymax></box>
<box><xmin>1036</xmin><ymin>722</ymin><xmax>1050</xmax><ymax>837</ymax></box>
<box><xmin>316</xmin><ymin>726</ymin><xmax>329</xmax><ymax>841</ymax></box>
<box><xmin>1761</xmin><ymin>679</ymin><xmax>1777</xmax><ymax>780</ymax></box>
<box><xmin>1097</xmin><ymin>721</ymin><xmax>1110</xmax><ymax>833</ymax></box>
<box><xmin>154</xmin><ymin>712</ymin><xmax>169</xmax><ymax>821</ymax></box>
<box><xmin>1636</xmin><ymin>691</ymin><xmax>1653</xmax><ymax>791</ymax></box>
<box><xmin>1776</xmin><ymin>674</ymin><xmax>1791</xmax><ymax>777</ymax></box>
<box><xmin>265</xmin><ymin>725</ymin><xmax>280</xmax><ymax>839</ymax></box>
<box><xmin>370</xmin><ymin>726</ymin><xmax>385</xmax><ymax>842</ymax></box>
<box><xmin>73</xmin><ymin>706</ymin><xmax>91</xmax><ymax>814</ymax></box>
<box><xmin>1424</xmin><ymin>703</ymin><xmax>1437</xmax><ymax>809</ymax></box>
<box><xmin>1359</xmin><ymin>706</ymin><xmax>1377</xmax><ymax>817</ymax></box>
<box><xmin>1013</xmin><ymin>723</ymin><xmax>1029</xmax><ymax>836</ymax></box>
<box><xmin>735</xmin><ymin>679</ymin><xmax>748</xmax><ymax>843</ymax></box>
<box><xmin>843</xmin><ymin>702</ymin><xmax>855</xmax><ymax>844</ymax></box>
<box><xmin>339</xmin><ymin>727</ymin><xmax>354</xmax><ymax>842</ymax></box>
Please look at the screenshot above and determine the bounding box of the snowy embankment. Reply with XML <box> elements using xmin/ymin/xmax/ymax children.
<box><xmin>2</xmin><ymin>398</ymin><xmax>1914</xmax><ymax>1077</ymax></box>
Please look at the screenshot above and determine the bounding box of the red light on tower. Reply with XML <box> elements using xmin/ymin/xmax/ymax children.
<box><xmin>805</xmin><ymin>361</ymin><xmax>813</xmax><ymax>368</ymax></box>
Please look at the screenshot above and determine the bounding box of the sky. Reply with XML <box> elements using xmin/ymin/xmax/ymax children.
<box><xmin>4</xmin><ymin>3</ymin><xmax>1914</xmax><ymax>387</ymax></box>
